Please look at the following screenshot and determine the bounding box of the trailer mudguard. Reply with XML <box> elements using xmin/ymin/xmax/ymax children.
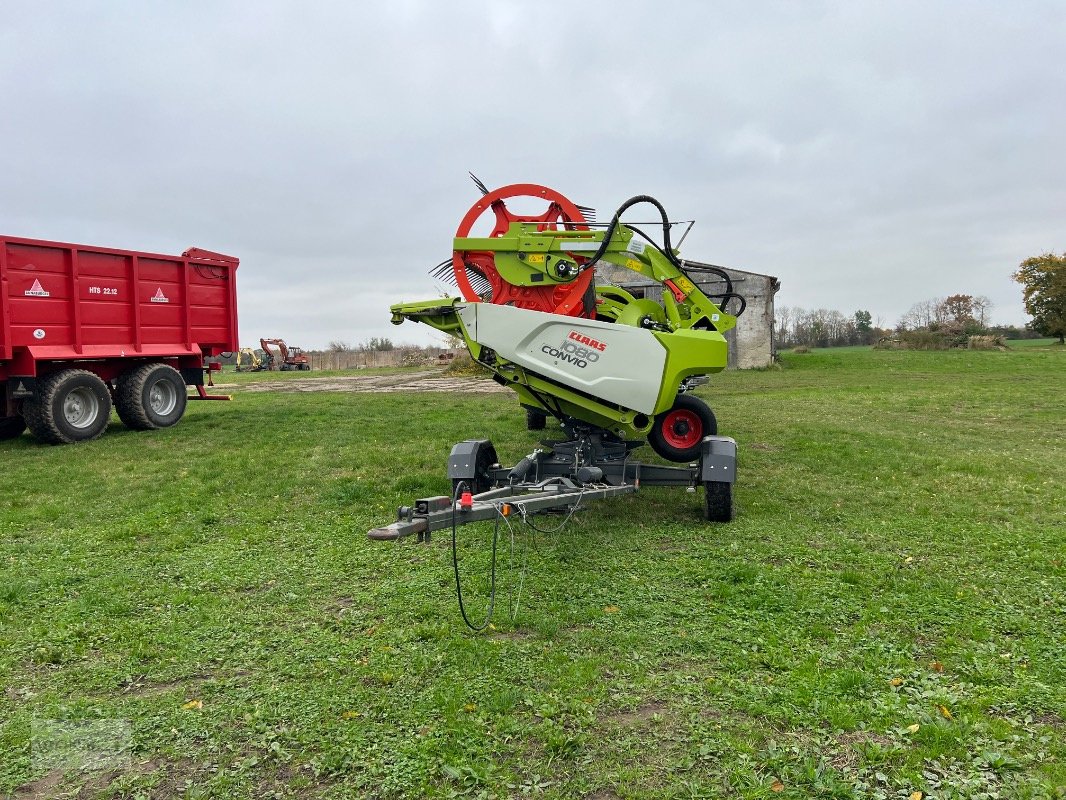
<box><xmin>700</xmin><ymin>436</ymin><xmax>737</xmax><ymax>483</ymax></box>
<box><xmin>447</xmin><ymin>439</ymin><xmax>499</xmax><ymax>491</ymax></box>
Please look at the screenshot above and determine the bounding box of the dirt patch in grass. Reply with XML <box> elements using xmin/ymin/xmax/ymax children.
<box><xmin>17</xmin><ymin>755</ymin><xmax>329</xmax><ymax>799</ymax></box>
<box><xmin>234</xmin><ymin>579</ymin><xmax>278</xmax><ymax>595</ymax></box>
<box><xmin>1034</xmin><ymin>711</ymin><xmax>1064</xmax><ymax>728</ymax></box>
<box><xmin>489</xmin><ymin>628</ymin><xmax>537</xmax><ymax>641</ymax></box>
<box><xmin>5</xmin><ymin>685</ymin><xmax>36</xmax><ymax>702</ymax></box>
<box><xmin>119</xmin><ymin>674</ymin><xmax>211</xmax><ymax>698</ymax></box>
<box><xmin>330</xmin><ymin>596</ymin><xmax>356</xmax><ymax>610</ymax></box>
<box><xmin>255</xmin><ymin>762</ymin><xmax>325</xmax><ymax>799</ymax></box>
<box><xmin>607</xmin><ymin>700</ymin><xmax>670</xmax><ymax>726</ymax></box>
<box><xmin>12</xmin><ymin>768</ymin><xmax>63</xmax><ymax>800</ymax></box>
<box><xmin>829</xmin><ymin>729</ymin><xmax>895</xmax><ymax>770</ymax></box>
<box><xmin>655</xmin><ymin>537</ymin><xmax>687</xmax><ymax>552</ymax></box>
<box><xmin>14</xmin><ymin>757</ymin><xmax>201</xmax><ymax>800</ymax></box>
<box><xmin>233</xmin><ymin>370</ymin><xmax>508</xmax><ymax>395</ymax></box>
<box><xmin>118</xmin><ymin>668</ymin><xmax>250</xmax><ymax>699</ymax></box>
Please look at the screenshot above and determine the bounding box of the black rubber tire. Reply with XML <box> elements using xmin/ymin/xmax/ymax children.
<box><xmin>116</xmin><ymin>363</ymin><xmax>188</xmax><ymax>430</ymax></box>
<box><xmin>0</xmin><ymin>415</ymin><xmax>26</xmax><ymax>440</ymax></box>
<box><xmin>23</xmin><ymin>369</ymin><xmax>112</xmax><ymax>444</ymax></box>
<box><xmin>526</xmin><ymin>408</ymin><xmax>547</xmax><ymax>431</ymax></box>
<box><xmin>648</xmin><ymin>394</ymin><xmax>717</xmax><ymax>463</ymax></box>
<box><xmin>300</xmin><ymin>364</ymin><xmax>310</xmax><ymax>371</ymax></box>
<box><xmin>704</xmin><ymin>481</ymin><xmax>734</xmax><ymax>522</ymax></box>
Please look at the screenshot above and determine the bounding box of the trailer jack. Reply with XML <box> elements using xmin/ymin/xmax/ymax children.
<box><xmin>189</xmin><ymin>364</ymin><xmax>231</xmax><ymax>400</ymax></box>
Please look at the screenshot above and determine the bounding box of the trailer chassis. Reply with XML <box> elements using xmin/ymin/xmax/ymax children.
<box><xmin>368</xmin><ymin>426</ymin><xmax>738</xmax><ymax>542</ymax></box>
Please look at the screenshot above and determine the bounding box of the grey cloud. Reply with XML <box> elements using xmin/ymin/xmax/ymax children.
<box><xmin>2</xmin><ymin>1</ymin><xmax>1062</xmax><ymax>346</ymax></box>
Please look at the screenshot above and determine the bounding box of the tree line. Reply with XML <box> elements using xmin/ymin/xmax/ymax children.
<box><xmin>774</xmin><ymin>307</ymin><xmax>885</xmax><ymax>349</ymax></box>
<box><xmin>777</xmin><ymin>252</ymin><xmax>1066</xmax><ymax>348</ymax></box>
<box><xmin>776</xmin><ymin>294</ymin><xmax>1047</xmax><ymax>350</ymax></box>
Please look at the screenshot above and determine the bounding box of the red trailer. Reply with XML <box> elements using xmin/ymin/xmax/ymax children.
<box><xmin>0</xmin><ymin>236</ymin><xmax>238</xmax><ymax>444</ymax></box>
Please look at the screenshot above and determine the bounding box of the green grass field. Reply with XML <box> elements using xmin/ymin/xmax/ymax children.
<box><xmin>2</xmin><ymin>346</ymin><xmax>1063</xmax><ymax>799</ymax></box>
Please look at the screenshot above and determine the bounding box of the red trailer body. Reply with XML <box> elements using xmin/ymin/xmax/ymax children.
<box><xmin>0</xmin><ymin>236</ymin><xmax>238</xmax><ymax>443</ymax></box>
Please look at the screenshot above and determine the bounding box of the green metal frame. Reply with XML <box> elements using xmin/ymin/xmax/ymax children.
<box><xmin>391</xmin><ymin>222</ymin><xmax>736</xmax><ymax>439</ymax></box>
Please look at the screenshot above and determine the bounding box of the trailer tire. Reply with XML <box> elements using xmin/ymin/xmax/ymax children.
<box><xmin>0</xmin><ymin>415</ymin><xmax>26</xmax><ymax>440</ymax></box>
<box><xmin>23</xmin><ymin>369</ymin><xmax>112</xmax><ymax>444</ymax></box>
<box><xmin>648</xmin><ymin>394</ymin><xmax>717</xmax><ymax>463</ymax></box>
<box><xmin>525</xmin><ymin>408</ymin><xmax>547</xmax><ymax>431</ymax></box>
<box><xmin>703</xmin><ymin>481</ymin><xmax>734</xmax><ymax>523</ymax></box>
<box><xmin>116</xmin><ymin>364</ymin><xmax>188</xmax><ymax>430</ymax></box>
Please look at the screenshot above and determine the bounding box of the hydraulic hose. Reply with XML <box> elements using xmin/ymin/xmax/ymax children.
<box><xmin>583</xmin><ymin>195</ymin><xmax>737</xmax><ymax>304</ymax></box>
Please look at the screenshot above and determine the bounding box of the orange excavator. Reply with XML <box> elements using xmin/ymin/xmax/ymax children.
<box><xmin>259</xmin><ymin>338</ymin><xmax>311</xmax><ymax>371</ymax></box>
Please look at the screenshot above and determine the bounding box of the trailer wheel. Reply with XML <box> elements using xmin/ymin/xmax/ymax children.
<box><xmin>649</xmin><ymin>394</ymin><xmax>717</xmax><ymax>463</ymax></box>
<box><xmin>0</xmin><ymin>415</ymin><xmax>26</xmax><ymax>440</ymax></box>
<box><xmin>703</xmin><ymin>481</ymin><xmax>734</xmax><ymax>522</ymax></box>
<box><xmin>116</xmin><ymin>364</ymin><xmax>188</xmax><ymax>430</ymax></box>
<box><xmin>23</xmin><ymin>370</ymin><xmax>112</xmax><ymax>444</ymax></box>
<box><xmin>451</xmin><ymin>441</ymin><xmax>499</xmax><ymax>496</ymax></box>
<box><xmin>526</xmin><ymin>408</ymin><xmax>547</xmax><ymax>431</ymax></box>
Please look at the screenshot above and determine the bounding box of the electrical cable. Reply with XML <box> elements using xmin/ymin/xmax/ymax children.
<box><xmin>518</xmin><ymin>482</ymin><xmax>589</xmax><ymax>534</ymax></box>
<box><xmin>450</xmin><ymin>480</ymin><xmax>500</xmax><ymax>632</ymax></box>
<box><xmin>503</xmin><ymin>510</ymin><xmax>527</xmax><ymax>622</ymax></box>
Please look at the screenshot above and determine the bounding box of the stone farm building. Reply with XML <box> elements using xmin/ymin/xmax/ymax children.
<box><xmin>597</xmin><ymin>262</ymin><xmax>780</xmax><ymax>369</ymax></box>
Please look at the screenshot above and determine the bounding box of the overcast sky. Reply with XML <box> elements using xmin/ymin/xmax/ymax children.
<box><xmin>3</xmin><ymin>1</ymin><xmax>1063</xmax><ymax>347</ymax></box>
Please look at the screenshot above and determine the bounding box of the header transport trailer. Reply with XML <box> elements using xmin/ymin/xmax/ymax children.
<box><xmin>0</xmin><ymin>236</ymin><xmax>238</xmax><ymax>444</ymax></box>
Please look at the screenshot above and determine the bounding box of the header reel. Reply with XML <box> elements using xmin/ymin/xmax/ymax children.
<box><xmin>431</xmin><ymin>177</ymin><xmax>599</xmax><ymax>317</ymax></box>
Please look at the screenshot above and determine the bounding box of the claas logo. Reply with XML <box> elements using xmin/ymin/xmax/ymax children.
<box><xmin>540</xmin><ymin>330</ymin><xmax>608</xmax><ymax>369</ymax></box>
<box><xmin>567</xmin><ymin>331</ymin><xmax>607</xmax><ymax>351</ymax></box>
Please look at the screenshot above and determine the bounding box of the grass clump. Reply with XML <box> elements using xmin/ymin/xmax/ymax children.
<box><xmin>967</xmin><ymin>335</ymin><xmax>1009</xmax><ymax>351</ymax></box>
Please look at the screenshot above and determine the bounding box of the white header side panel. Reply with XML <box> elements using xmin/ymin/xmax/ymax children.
<box><xmin>458</xmin><ymin>303</ymin><xmax>666</xmax><ymax>414</ymax></box>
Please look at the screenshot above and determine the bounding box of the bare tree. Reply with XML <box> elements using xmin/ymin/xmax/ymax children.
<box><xmin>899</xmin><ymin>299</ymin><xmax>938</xmax><ymax>331</ymax></box>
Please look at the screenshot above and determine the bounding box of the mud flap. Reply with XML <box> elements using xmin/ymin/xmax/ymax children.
<box><xmin>700</xmin><ymin>436</ymin><xmax>737</xmax><ymax>483</ymax></box>
<box><xmin>448</xmin><ymin>439</ymin><xmax>499</xmax><ymax>492</ymax></box>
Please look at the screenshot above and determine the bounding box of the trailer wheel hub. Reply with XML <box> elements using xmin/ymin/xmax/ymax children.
<box><xmin>64</xmin><ymin>387</ymin><xmax>100</xmax><ymax>429</ymax></box>
<box><xmin>662</xmin><ymin>409</ymin><xmax>702</xmax><ymax>449</ymax></box>
<box><xmin>149</xmin><ymin>380</ymin><xmax>179</xmax><ymax>415</ymax></box>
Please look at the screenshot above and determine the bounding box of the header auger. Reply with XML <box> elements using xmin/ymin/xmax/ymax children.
<box><xmin>370</xmin><ymin>179</ymin><xmax>743</xmax><ymax>555</ymax></box>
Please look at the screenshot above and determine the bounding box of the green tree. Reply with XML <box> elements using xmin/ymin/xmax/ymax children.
<box><xmin>854</xmin><ymin>310</ymin><xmax>873</xmax><ymax>343</ymax></box>
<box><xmin>1014</xmin><ymin>253</ymin><xmax>1066</xmax><ymax>344</ymax></box>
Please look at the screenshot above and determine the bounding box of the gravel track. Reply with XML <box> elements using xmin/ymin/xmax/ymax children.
<box><xmin>222</xmin><ymin>369</ymin><xmax>509</xmax><ymax>395</ymax></box>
